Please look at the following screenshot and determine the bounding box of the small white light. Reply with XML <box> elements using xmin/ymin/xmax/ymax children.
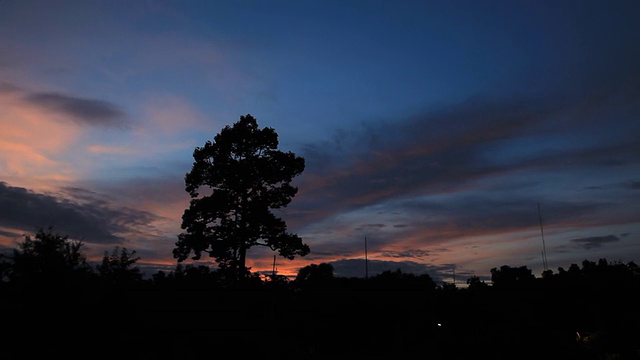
<box><xmin>437</xmin><ymin>323</ymin><xmax>442</xmax><ymax>327</ymax></box>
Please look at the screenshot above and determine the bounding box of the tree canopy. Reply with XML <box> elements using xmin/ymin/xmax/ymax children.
<box><xmin>174</xmin><ymin>114</ymin><xmax>309</xmax><ymax>280</ymax></box>
<box><xmin>97</xmin><ymin>246</ymin><xmax>143</xmax><ymax>287</ymax></box>
<box><xmin>9</xmin><ymin>227</ymin><xmax>91</xmax><ymax>287</ymax></box>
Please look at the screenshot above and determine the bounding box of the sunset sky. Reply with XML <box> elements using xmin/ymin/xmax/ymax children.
<box><xmin>1</xmin><ymin>0</ymin><xmax>638</xmax><ymax>284</ymax></box>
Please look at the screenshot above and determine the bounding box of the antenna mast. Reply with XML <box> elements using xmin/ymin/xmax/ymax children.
<box><xmin>538</xmin><ymin>203</ymin><xmax>549</xmax><ymax>271</ymax></box>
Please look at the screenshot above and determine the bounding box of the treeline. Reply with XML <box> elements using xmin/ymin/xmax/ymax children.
<box><xmin>1</xmin><ymin>228</ymin><xmax>639</xmax><ymax>359</ymax></box>
<box><xmin>3</xmin><ymin>228</ymin><xmax>639</xmax><ymax>293</ymax></box>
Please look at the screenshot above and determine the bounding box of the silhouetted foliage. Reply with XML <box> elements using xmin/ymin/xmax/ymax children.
<box><xmin>294</xmin><ymin>262</ymin><xmax>334</xmax><ymax>289</ymax></box>
<box><xmin>97</xmin><ymin>246</ymin><xmax>143</xmax><ymax>288</ymax></box>
<box><xmin>466</xmin><ymin>275</ymin><xmax>489</xmax><ymax>290</ymax></box>
<box><xmin>9</xmin><ymin>227</ymin><xmax>92</xmax><ymax>288</ymax></box>
<box><xmin>0</xmin><ymin>252</ymin><xmax>10</xmax><ymax>283</ymax></box>
<box><xmin>490</xmin><ymin>264</ymin><xmax>535</xmax><ymax>289</ymax></box>
<box><xmin>2</xmin><ymin>225</ymin><xmax>640</xmax><ymax>359</ymax></box>
<box><xmin>171</xmin><ymin>264</ymin><xmax>226</xmax><ymax>289</ymax></box>
<box><xmin>369</xmin><ymin>268</ymin><xmax>436</xmax><ymax>291</ymax></box>
<box><xmin>174</xmin><ymin>114</ymin><xmax>309</xmax><ymax>283</ymax></box>
<box><xmin>264</xmin><ymin>273</ymin><xmax>290</xmax><ymax>289</ymax></box>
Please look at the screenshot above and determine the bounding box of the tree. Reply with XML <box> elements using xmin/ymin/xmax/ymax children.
<box><xmin>490</xmin><ymin>265</ymin><xmax>535</xmax><ymax>289</ymax></box>
<box><xmin>370</xmin><ymin>269</ymin><xmax>436</xmax><ymax>291</ymax></box>
<box><xmin>295</xmin><ymin>263</ymin><xmax>334</xmax><ymax>288</ymax></box>
<box><xmin>174</xmin><ymin>114</ymin><xmax>310</xmax><ymax>281</ymax></box>
<box><xmin>9</xmin><ymin>227</ymin><xmax>92</xmax><ymax>288</ymax></box>
<box><xmin>466</xmin><ymin>275</ymin><xmax>489</xmax><ymax>291</ymax></box>
<box><xmin>97</xmin><ymin>246</ymin><xmax>143</xmax><ymax>287</ymax></box>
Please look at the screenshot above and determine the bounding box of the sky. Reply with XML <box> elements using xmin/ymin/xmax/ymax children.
<box><xmin>0</xmin><ymin>0</ymin><xmax>638</xmax><ymax>284</ymax></box>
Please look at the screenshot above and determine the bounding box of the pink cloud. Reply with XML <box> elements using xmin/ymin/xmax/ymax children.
<box><xmin>0</xmin><ymin>93</ymin><xmax>81</xmax><ymax>184</ymax></box>
<box><xmin>86</xmin><ymin>145</ymin><xmax>135</xmax><ymax>155</ymax></box>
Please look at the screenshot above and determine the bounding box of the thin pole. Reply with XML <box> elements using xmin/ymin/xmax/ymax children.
<box><xmin>365</xmin><ymin>236</ymin><xmax>368</xmax><ymax>279</ymax></box>
<box><xmin>453</xmin><ymin>266</ymin><xmax>455</xmax><ymax>285</ymax></box>
<box><xmin>272</xmin><ymin>254</ymin><xmax>276</xmax><ymax>276</ymax></box>
<box><xmin>538</xmin><ymin>203</ymin><xmax>549</xmax><ymax>271</ymax></box>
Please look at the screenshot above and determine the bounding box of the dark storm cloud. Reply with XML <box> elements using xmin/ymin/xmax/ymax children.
<box><xmin>25</xmin><ymin>91</ymin><xmax>127</xmax><ymax>128</ymax></box>
<box><xmin>570</xmin><ymin>235</ymin><xmax>620</xmax><ymax>250</ymax></box>
<box><xmin>0</xmin><ymin>182</ymin><xmax>160</xmax><ymax>244</ymax></box>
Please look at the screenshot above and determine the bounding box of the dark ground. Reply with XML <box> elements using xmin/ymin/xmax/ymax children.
<box><xmin>4</xmin><ymin>284</ymin><xmax>638</xmax><ymax>360</ymax></box>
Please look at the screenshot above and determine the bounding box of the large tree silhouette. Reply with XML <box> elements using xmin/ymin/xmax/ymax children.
<box><xmin>174</xmin><ymin>114</ymin><xmax>309</xmax><ymax>281</ymax></box>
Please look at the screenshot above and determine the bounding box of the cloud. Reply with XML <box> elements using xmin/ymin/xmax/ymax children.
<box><xmin>392</xmin><ymin>196</ymin><xmax>618</xmax><ymax>242</ymax></box>
<box><xmin>0</xmin><ymin>81</ymin><xmax>22</xmax><ymax>93</ymax></box>
<box><xmin>288</xmin><ymin>191</ymin><xmax>631</xmax><ymax>276</ymax></box>
<box><xmin>380</xmin><ymin>249</ymin><xmax>432</xmax><ymax>258</ymax></box>
<box><xmin>86</xmin><ymin>145</ymin><xmax>136</xmax><ymax>155</ymax></box>
<box><xmin>0</xmin><ymin>81</ymin><xmax>133</xmax><ymax>181</ymax></box>
<box><xmin>328</xmin><ymin>258</ymin><xmax>462</xmax><ymax>283</ymax></box>
<box><xmin>0</xmin><ymin>181</ymin><xmax>161</xmax><ymax>246</ymax></box>
<box><xmin>570</xmin><ymin>235</ymin><xmax>620</xmax><ymax>250</ymax></box>
<box><xmin>24</xmin><ymin>91</ymin><xmax>127</xmax><ymax>128</ymax></box>
<box><xmin>288</xmin><ymin>86</ymin><xmax>639</xmax><ymax>233</ymax></box>
<box><xmin>0</xmin><ymin>90</ymin><xmax>80</xmax><ymax>180</ymax></box>
<box><xmin>273</xmin><ymin>84</ymin><xmax>640</xmax><ymax>280</ymax></box>
<box><xmin>290</xmin><ymin>96</ymin><xmax>560</xmax><ymax>226</ymax></box>
<box><xmin>354</xmin><ymin>223</ymin><xmax>385</xmax><ymax>231</ymax></box>
<box><xmin>139</xmin><ymin>94</ymin><xmax>213</xmax><ymax>135</ymax></box>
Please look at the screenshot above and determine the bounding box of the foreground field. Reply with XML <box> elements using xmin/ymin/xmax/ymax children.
<box><xmin>4</xmin><ymin>281</ymin><xmax>638</xmax><ymax>360</ymax></box>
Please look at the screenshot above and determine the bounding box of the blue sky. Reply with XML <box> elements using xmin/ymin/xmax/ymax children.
<box><xmin>1</xmin><ymin>0</ymin><xmax>638</xmax><ymax>283</ymax></box>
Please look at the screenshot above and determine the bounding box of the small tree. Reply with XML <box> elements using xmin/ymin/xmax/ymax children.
<box><xmin>174</xmin><ymin>114</ymin><xmax>310</xmax><ymax>282</ymax></box>
<box><xmin>295</xmin><ymin>263</ymin><xmax>334</xmax><ymax>289</ymax></box>
<box><xmin>466</xmin><ymin>276</ymin><xmax>489</xmax><ymax>291</ymax></box>
<box><xmin>0</xmin><ymin>252</ymin><xmax>10</xmax><ymax>284</ymax></box>
<box><xmin>97</xmin><ymin>246</ymin><xmax>142</xmax><ymax>287</ymax></box>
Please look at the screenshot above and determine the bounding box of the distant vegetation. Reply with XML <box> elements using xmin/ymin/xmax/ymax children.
<box><xmin>1</xmin><ymin>227</ymin><xmax>639</xmax><ymax>359</ymax></box>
